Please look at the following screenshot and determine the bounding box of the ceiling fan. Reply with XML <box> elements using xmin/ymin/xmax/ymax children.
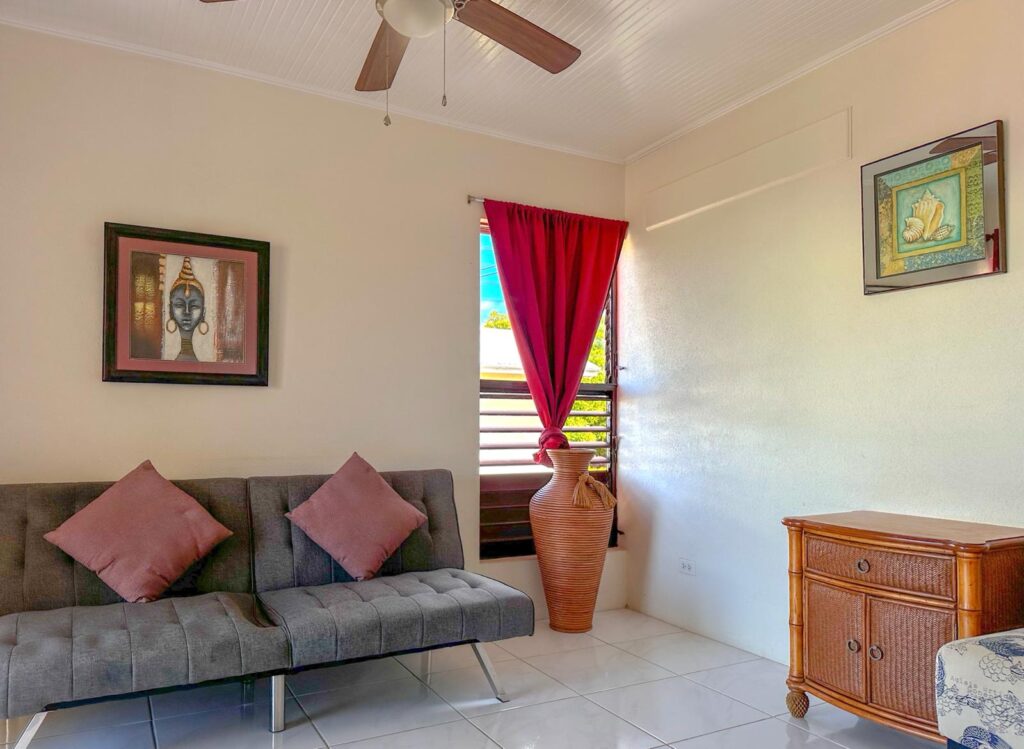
<box><xmin>199</xmin><ymin>0</ymin><xmax>581</xmax><ymax>93</ymax></box>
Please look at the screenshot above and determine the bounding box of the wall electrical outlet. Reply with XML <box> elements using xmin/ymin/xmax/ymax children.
<box><xmin>678</xmin><ymin>558</ymin><xmax>696</xmax><ymax>576</ymax></box>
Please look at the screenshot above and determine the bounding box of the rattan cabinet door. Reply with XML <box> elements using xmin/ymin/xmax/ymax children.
<box><xmin>867</xmin><ymin>597</ymin><xmax>955</xmax><ymax>722</ymax></box>
<box><xmin>804</xmin><ymin>579</ymin><xmax>866</xmax><ymax>700</ymax></box>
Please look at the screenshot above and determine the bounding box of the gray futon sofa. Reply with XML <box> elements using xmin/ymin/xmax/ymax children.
<box><xmin>0</xmin><ymin>469</ymin><xmax>534</xmax><ymax>748</ymax></box>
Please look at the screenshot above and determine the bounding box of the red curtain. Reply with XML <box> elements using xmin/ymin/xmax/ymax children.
<box><xmin>484</xmin><ymin>200</ymin><xmax>629</xmax><ymax>466</ymax></box>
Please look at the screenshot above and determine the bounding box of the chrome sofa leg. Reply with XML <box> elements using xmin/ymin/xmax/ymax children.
<box><xmin>416</xmin><ymin>650</ymin><xmax>433</xmax><ymax>681</ymax></box>
<box><xmin>241</xmin><ymin>676</ymin><xmax>255</xmax><ymax>706</ymax></box>
<box><xmin>471</xmin><ymin>643</ymin><xmax>509</xmax><ymax>703</ymax></box>
<box><xmin>11</xmin><ymin>712</ymin><xmax>47</xmax><ymax>749</ymax></box>
<box><xmin>269</xmin><ymin>674</ymin><xmax>286</xmax><ymax>733</ymax></box>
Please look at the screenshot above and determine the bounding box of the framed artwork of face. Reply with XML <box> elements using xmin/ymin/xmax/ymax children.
<box><xmin>861</xmin><ymin>121</ymin><xmax>1005</xmax><ymax>294</ymax></box>
<box><xmin>103</xmin><ymin>223</ymin><xmax>270</xmax><ymax>385</ymax></box>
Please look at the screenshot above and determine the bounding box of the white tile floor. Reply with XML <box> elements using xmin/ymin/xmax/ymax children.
<box><xmin>2</xmin><ymin>609</ymin><xmax>940</xmax><ymax>749</ymax></box>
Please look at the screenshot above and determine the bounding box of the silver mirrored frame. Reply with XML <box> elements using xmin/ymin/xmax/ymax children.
<box><xmin>861</xmin><ymin>120</ymin><xmax>1005</xmax><ymax>295</ymax></box>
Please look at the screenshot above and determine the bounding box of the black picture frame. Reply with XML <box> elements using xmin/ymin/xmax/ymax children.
<box><xmin>861</xmin><ymin>121</ymin><xmax>1006</xmax><ymax>294</ymax></box>
<box><xmin>102</xmin><ymin>222</ymin><xmax>270</xmax><ymax>386</ymax></box>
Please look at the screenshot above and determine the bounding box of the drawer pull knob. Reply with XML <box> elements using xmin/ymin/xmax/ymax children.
<box><xmin>856</xmin><ymin>559</ymin><xmax>871</xmax><ymax>573</ymax></box>
<box><xmin>846</xmin><ymin>639</ymin><xmax>861</xmax><ymax>653</ymax></box>
<box><xmin>869</xmin><ymin>645</ymin><xmax>884</xmax><ymax>661</ymax></box>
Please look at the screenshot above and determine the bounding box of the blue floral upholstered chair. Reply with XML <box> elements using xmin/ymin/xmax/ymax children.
<box><xmin>936</xmin><ymin>631</ymin><xmax>1024</xmax><ymax>748</ymax></box>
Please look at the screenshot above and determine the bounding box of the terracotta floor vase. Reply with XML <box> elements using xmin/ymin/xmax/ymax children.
<box><xmin>530</xmin><ymin>448</ymin><xmax>616</xmax><ymax>633</ymax></box>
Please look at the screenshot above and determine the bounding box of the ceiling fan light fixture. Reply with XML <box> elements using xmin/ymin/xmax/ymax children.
<box><xmin>376</xmin><ymin>0</ymin><xmax>454</xmax><ymax>39</ymax></box>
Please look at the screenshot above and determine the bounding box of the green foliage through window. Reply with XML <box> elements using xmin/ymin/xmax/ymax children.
<box><xmin>568</xmin><ymin>317</ymin><xmax>609</xmax><ymax>456</ymax></box>
<box><xmin>484</xmin><ymin>310</ymin><xmax>609</xmax><ymax>458</ymax></box>
<box><xmin>483</xmin><ymin>310</ymin><xmax>511</xmax><ymax>329</ymax></box>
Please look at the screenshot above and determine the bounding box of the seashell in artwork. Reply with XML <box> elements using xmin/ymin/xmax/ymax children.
<box><xmin>903</xmin><ymin>189</ymin><xmax>955</xmax><ymax>243</ymax></box>
<box><xmin>912</xmin><ymin>189</ymin><xmax>945</xmax><ymax>238</ymax></box>
<box><xmin>903</xmin><ymin>217</ymin><xmax>925</xmax><ymax>243</ymax></box>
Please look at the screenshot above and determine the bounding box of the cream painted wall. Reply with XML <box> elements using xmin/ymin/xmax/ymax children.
<box><xmin>620</xmin><ymin>0</ymin><xmax>1024</xmax><ymax>663</ymax></box>
<box><xmin>0</xmin><ymin>23</ymin><xmax>626</xmax><ymax>612</ymax></box>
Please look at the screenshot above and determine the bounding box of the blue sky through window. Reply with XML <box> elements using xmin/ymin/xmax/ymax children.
<box><xmin>480</xmin><ymin>233</ymin><xmax>507</xmax><ymax>324</ymax></box>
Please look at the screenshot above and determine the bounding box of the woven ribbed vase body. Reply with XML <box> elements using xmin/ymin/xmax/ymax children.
<box><xmin>530</xmin><ymin>449</ymin><xmax>613</xmax><ymax>633</ymax></box>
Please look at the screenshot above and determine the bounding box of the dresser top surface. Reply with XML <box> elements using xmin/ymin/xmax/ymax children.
<box><xmin>783</xmin><ymin>511</ymin><xmax>1024</xmax><ymax>548</ymax></box>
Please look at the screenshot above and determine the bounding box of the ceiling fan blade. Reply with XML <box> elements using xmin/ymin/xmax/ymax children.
<box><xmin>456</xmin><ymin>0</ymin><xmax>580</xmax><ymax>74</ymax></box>
<box><xmin>355</xmin><ymin>21</ymin><xmax>411</xmax><ymax>92</ymax></box>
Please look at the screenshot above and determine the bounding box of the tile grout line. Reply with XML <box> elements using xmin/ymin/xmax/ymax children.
<box><xmin>666</xmin><ymin>717</ymin><xmax>781</xmax><ymax>748</ymax></box>
<box><xmin>681</xmin><ymin>655</ymin><xmax>786</xmax><ymax>678</ymax></box>
<box><xmin>767</xmin><ymin>712</ymin><xmax>849</xmax><ymax>748</ymax></box>
<box><xmin>290</xmin><ymin>661</ymin><xmax>415</xmax><ymax>700</ymax></box>
<box><xmin>667</xmin><ymin>715</ymin><xmax>846</xmax><ymax>749</ymax></box>
<box><xmin>604</xmin><ymin>636</ymin><xmax>763</xmax><ymax>679</ymax></box>
<box><xmin>576</xmin><ymin>656</ymin><xmax>846</xmax><ymax>747</ymax></box>
<box><xmin>517</xmin><ymin>640</ymin><xmax>683</xmax><ymax>696</ymax></box>
<box><xmin>603</xmin><ymin>623</ymin><xmax>763</xmax><ymax>659</ymax></box>
<box><xmin>462</xmin><ymin>718</ymin><xmax>505</xmax><ymax>749</ymax></box>
<box><xmin>497</xmin><ymin>654</ymin><xmax>585</xmax><ymax>706</ymax></box>
<box><xmin>769</xmin><ymin>704</ymin><xmax>855</xmax><ymax>746</ymax></box>
<box><xmin>675</xmin><ymin>669</ymin><xmax>785</xmax><ymax>718</ymax></box>
<box><xmin>413</xmin><ymin>642</ymin><xmax>611</xmax><ymax>747</ymax></box>
<box><xmin>328</xmin><ymin>717</ymin><xmax>499</xmax><ymax>749</ymax></box>
<box><xmin>421</xmin><ymin>652</ymin><xmax>555</xmax><ymax>721</ymax></box>
<box><xmin>147</xmin><ymin>695</ymin><xmax>159</xmax><ymax>749</ymax></box>
<box><xmin>466</xmin><ymin>695</ymin><xmax>582</xmax><ymax>747</ymax></box>
<box><xmin>670</xmin><ymin>712</ymin><xmax>774</xmax><ymax>747</ymax></box>
<box><xmin>569</xmin><ymin>692</ymin><xmax>669</xmax><ymax>747</ymax></box>
<box><xmin>473</xmin><ymin>642</ymin><xmax>667</xmax><ymax>748</ymax></box>
<box><xmin>471</xmin><ymin>618</ymin><xmax>777</xmax><ymax>745</ymax></box>
<box><xmin>294</xmin><ymin>651</ymin><xmax>529</xmax><ymax>744</ymax></box>
<box><xmin>288</xmin><ymin>687</ymin><xmax>331</xmax><ymax>749</ymax></box>
<box><xmin>392</xmin><ymin>655</ymin><xmax>494</xmax><ymax>738</ymax></box>
<box><xmin>292</xmin><ymin>661</ymin><xmax>463</xmax><ymax>747</ymax></box>
<box><xmin>498</xmin><ymin>637</ymin><xmax>604</xmax><ymax>660</ymax></box>
<box><xmin>576</xmin><ymin>672</ymin><xmax>681</xmax><ymax>697</ymax></box>
<box><xmin>18</xmin><ymin>699</ymin><xmax>155</xmax><ymax>743</ymax></box>
<box><xmin>398</xmin><ymin>646</ymin><xmax>591</xmax><ymax>721</ymax></box>
<box><xmin>548</xmin><ymin>627</ymin><xmax>784</xmax><ymax>746</ymax></box>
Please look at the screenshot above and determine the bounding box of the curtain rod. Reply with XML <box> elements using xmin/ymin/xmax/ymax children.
<box><xmin>467</xmin><ymin>194</ymin><xmax>485</xmax><ymax>204</ymax></box>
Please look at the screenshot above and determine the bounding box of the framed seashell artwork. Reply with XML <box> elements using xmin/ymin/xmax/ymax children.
<box><xmin>861</xmin><ymin>121</ymin><xmax>1005</xmax><ymax>294</ymax></box>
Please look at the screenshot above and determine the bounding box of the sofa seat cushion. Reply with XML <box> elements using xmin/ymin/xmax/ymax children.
<box><xmin>936</xmin><ymin>630</ymin><xmax>1024</xmax><ymax>748</ymax></box>
<box><xmin>258</xmin><ymin>569</ymin><xmax>534</xmax><ymax>668</ymax></box>
<box><xmin>0</xmin><ymin>592</ymin><xmax>289</xmax><ymax>719</ymax></box>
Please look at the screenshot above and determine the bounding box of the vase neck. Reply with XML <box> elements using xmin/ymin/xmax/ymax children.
<box><xmin>547</xmin><ymin>449</ymin><xmax>595</xmax><ymax>477</ymax></box>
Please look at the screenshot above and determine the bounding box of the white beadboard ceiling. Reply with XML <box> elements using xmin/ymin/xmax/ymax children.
<box><xmin>0</xmin><ymin>0</ymin><xmax>953</xmax><ymax>162</ymax></box>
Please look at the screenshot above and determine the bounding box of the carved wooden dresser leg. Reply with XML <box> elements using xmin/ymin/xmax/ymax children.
<box><xmin>786</xmin><ymin>689</ymin><xmax>810</xmax><ymax>718</ymax></box>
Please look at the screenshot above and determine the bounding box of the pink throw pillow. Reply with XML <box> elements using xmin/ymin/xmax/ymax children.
<box><xmin>44</xmin><ymin>461</ymin><xmax>232</xmax><ymax>603</ymax></box>
<box><xmin>287</xmin><ymin>453</ymin><xmax>428</xmax><ymax>580</ymax></box>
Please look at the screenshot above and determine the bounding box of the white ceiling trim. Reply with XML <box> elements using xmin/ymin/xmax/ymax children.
<box><xmin>624</xmin><ymin>0</ymin><xmax>962</xmax><ymax>164</ymax></box>
<box><xmin>0</xmin><ymin>14</ymin><xmax>622</xmax><ymax>165</ymax></box>
<box><xmin>0</xmin><ymin>0</ymin><xmax>962</xmax><ymax>166</ymax></box>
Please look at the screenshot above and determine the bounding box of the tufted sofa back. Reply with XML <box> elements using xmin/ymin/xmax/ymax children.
<box><xmin>0</xmin><ymin>469</ymin><xmax>463</xmax><ymax>614</ymax></box>
<box><xmin>248</xmin><ymin>469</ymin><xmax>464</xmax><ymax>593</ymax></box>
<box><xmin>0</xmin><ymin>478</ymin><xmax>253</xmax><ymax>617</ymax></box>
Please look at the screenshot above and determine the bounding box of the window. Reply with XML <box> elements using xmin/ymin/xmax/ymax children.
<box><xmin>479</xmin><ymin>225</ymin><xmax>619</xmax><ymax>559</ymax></box>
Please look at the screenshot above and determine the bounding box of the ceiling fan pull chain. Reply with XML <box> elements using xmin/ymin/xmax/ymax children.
<box><xmin>383</xmin><ymin>29</ymin><xmax>391</xmax><ymax>126</ymax></box>
<box><xmin>441</xmin><ymin>7</ymin><xmax>448</xmax><ymax>107</ymax></box>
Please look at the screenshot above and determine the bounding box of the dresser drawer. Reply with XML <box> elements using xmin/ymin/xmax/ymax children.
<box><xmin>805</xmin><ymin>534</ymin><xmax>955</xmax><ymax>600</ymax></box>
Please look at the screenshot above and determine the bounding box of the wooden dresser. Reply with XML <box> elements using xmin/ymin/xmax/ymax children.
<box><xmin>783</xmin><ymin>511</ymin><xmax>1024</xmax><ymax>743</ymax></box>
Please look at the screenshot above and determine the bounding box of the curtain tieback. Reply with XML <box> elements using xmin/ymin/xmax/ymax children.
<box><xmin>534</xmin><ymin>427</ymin><xmax>570</xmax><ymax>467</ymax></box>
<box><xmin>572</xmin><ymin>472</ymin><xmax>617</xmax><ymax>510</ymax></box>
